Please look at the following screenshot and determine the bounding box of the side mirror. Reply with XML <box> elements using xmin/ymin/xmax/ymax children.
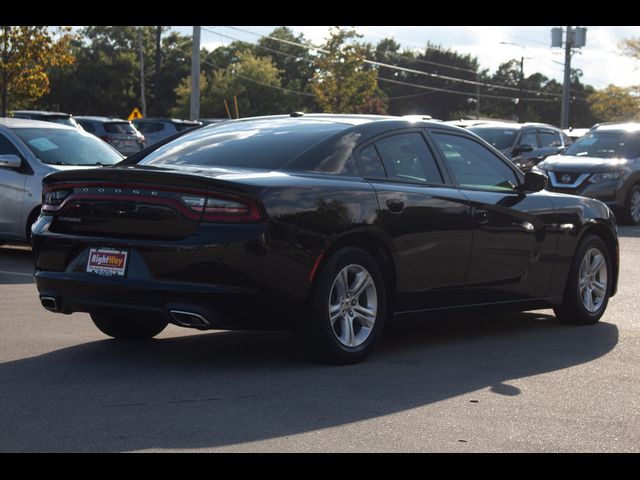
<box><xmin>522</xmin><ymin>171</ymin><xmax>548</xmax><ymax>192</ymax></box>
<box><xmin>513</xmin><ymin>144</ymin><xmax>534</xmax><ymax>155</ymax></box>
<box><xmin>0</xmin><ymin>154</ymin><xmax>21</xmax><ymax>169</ymax></box>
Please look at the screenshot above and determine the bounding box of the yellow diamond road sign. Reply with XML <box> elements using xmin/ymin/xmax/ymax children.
<box><xmin>128</xmin><ymin>108</ymin><xmax>143</xmax><ymax>121</ymax></box>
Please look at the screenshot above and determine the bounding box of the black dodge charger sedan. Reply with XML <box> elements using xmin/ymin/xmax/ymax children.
<box><xmin>32</xmin><ymin>114</ymin><xmax>619</xmax><ymax>364</ymax></box>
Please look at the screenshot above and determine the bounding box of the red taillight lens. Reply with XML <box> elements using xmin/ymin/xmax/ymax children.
<box><xmin>181</xmin><ymin>194</ymin><xmax>261</xmax><ymax>222</ymax></box>
<box><xmin>42</xmin><ymin>188</ymin><xmax>72</xmax><ymax>211</ymax></box>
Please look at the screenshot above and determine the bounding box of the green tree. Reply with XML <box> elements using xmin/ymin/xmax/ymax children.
<box><xmin>0</xmin><ymin>26</ymin><xmax>75</xmax><ymax>116</ymax></box>
<box><xmin>310</xmin><ymin>27</ymin><xmax>379</xmax><ymax>113</ymax></box>
<box><xmin>587</xmin><ymin>85</ymin><xmax>640</xmax><ymax>122</ymax></box>
<box><xmin>172</xmin><ymin>50</ymin><xmax>285</xmax><ymax>118</ymax></box>
<box><xmin>256</xmin><ymin>27</ymin><xmax>317</xmax><ymax>111</ymax></box>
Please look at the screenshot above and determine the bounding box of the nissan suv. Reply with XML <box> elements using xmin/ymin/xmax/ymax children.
<box><xmin>534</xmin><ymin>122</ymin><xmax>640</xmax><ymax>225</ymax></box>
<box><xmin>469</xmin><ymin>122</ymin><xmax>571</xmax><ymax>171</ymax></box>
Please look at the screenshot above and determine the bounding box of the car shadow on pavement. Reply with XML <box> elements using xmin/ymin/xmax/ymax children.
<box><xmin>617</xmin><ymin>225</ymin><xmax>640</xmax><ymax>238</ymax></box>
<box><xmin>0</xmin><ymin>311</ymin><xmax>618</xmax><ymax>452</ymax></box>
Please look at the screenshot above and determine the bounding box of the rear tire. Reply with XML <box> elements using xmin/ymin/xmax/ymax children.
<box><xmin>554</xmin><ymin>235</ymin><xmax>612</xmax><ymax>325</ymax></box>
<box><xmin>91</xmin><ymin>313</ymin><xmax>168</xmax><ymax>340</ymax></box>
<box><xmin>303</xmin><ymin>247</ymin><xmax>387</xmax><ymax>364</ymax></box>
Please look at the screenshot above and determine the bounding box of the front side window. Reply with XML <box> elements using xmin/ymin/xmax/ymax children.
<box><xmin>539</xmin><ymin>130</ymin><xmax>562</xmax><ymax>147</ymax></box>
<box><xmin>0</xmin><ymin>133</ymin><xmax>20</xmax><ymax>156</ymax></box>
<box><xmin>432</xmin><ymin>133</ymin><xmax>519</xmax><ymax>192</ymax></box>
<box><xmin>520</xmin><ymin>131</ymin><xmax>539</xmax><ymax>148</ymax></box>
<box><xmin>374</xmin><ymin>132</ymin><xmax>443</xmax><ymax>184</ymax></box>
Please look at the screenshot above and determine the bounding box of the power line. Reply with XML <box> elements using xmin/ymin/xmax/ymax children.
<box><xmin>217</xmin><ymin>25</ymin><xmax>562</xmax><ymax>99</ymax></box>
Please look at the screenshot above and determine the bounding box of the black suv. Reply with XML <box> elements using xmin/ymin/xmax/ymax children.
<box><xmin>534</xmin><ymin>122</ymin><xmax>640</xmax><ymax>225</ymax></box>
<box><xmin>469</xmin><ymin>122</ymin><xmax>571</xmax><ymax>171</ymax></box>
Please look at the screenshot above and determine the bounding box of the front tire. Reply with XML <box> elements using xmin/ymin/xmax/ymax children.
<box><xmin>91</xmin><ymin>312</ymin><xmax>168</xmax><ymax>340</ymax></box>
<box><xmin>554</xmin><ymin>235</ymin><xmax>612</xmax><ymax>325</ymax></box>
<box><xmin>304</xmin><ymin>247</ymin><xmax>387</xmax><ymax>364</ymax></box>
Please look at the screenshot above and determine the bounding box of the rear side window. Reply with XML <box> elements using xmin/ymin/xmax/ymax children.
<box><xmin>136</xmin><ymin>122</ymin><xmax>164</xmax><ymax>134</ymax></box>
<box><xmin>104</xmin><ymin>122</ymin><xmax>136</xmax><ymax>134</ymax></box>
<box><xmin>374</xmin><ymin>132</ymin><xmax>443</xmax><ymax>184</ymax></box>
<box><xmin>539</xmin><ymin>129</ymin><xmax>562</xmax><ymax>147</ymax></box>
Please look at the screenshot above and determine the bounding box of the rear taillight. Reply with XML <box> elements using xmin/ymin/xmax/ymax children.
<box><xmin>138</xmin><ymin>135</ymin><xmax>146</xmax><ymax>144</ymax></box>
<box><xmin>42</xmin><ymin>188</ymin><xmax>72</xmax><ymax>210</ymax></box>
<box><xmin>100</xmin><ymin>135</ymin><xmax>114</xmax><ymax>143</ymax></box>
<box><xmin>180</xmin><ymin>194</ymin><xmax>261</xmax><ymax>222</ymax></box>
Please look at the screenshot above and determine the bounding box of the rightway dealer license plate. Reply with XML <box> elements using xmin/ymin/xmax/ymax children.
<box><xmin>86</xmin><ymin>248</ymin><xmax>129</xmax><ymax>277</ymax></box>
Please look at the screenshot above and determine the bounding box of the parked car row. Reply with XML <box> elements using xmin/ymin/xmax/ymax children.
<box><xmin>8</xmin><ymin>110</ymin><xmax>208</xmax><ymax>156</ymax></box>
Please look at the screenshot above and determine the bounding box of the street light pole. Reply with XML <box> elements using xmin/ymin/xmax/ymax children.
<box><xmin>561</xmin><ymin>26</ymin><xmax>573</xmax><ymax>129</ymax></box>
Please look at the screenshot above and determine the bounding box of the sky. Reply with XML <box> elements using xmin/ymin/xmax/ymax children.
<box><xmin>173</xmin><ymin>26</ymin><xmax>640</xmax><ymax>89</ymax></box>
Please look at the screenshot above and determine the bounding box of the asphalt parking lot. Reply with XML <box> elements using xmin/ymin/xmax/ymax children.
<box><xmin>0</xmin><ymin>228</ymin><xmax>638</xmax><ymax>452</ymax></box>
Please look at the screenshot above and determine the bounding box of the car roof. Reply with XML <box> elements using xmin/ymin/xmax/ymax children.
<box><xmin>134</xmin><ymin>117</ymin><xmax>201</xmax><ymax>124</ymax></box>
<box><xmin>74</xmin><ymin>116</ymin><xmax>130</xmax><ymax>123</ymax></box>
<box><xmin>0</xmin><ymin>117</ymin><xmax>77</xmax><ymax>130</ymax></box>
<box><xmin>12</xmin><ymin>110</ymin><xmax>72</xmax><ymax>117</ymax></box>
<box><xmin>591</xmin><ymin>122</ymin><xmax>640</xmax><ymax>133</ymax></box>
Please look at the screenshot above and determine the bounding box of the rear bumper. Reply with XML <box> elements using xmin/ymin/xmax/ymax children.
<box><xmin>34</xmin><ymin>270</ymin><xmax>290</xmax><ymax>330</ymax></box>
<box><xmin>31</xmin><ymin>218</ymin><xmax>309</xmax><ymax>330</ymax></box>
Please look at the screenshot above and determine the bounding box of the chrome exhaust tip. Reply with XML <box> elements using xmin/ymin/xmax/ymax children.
<box><xmin>170</xmin><ymin>310</ymin><xmax>210</xmax><ymax>328</ymax></box>
<box><xmin>40</xmin><ymin>296</ymin><xmax>58</xmax><ymax>311</ymax></box>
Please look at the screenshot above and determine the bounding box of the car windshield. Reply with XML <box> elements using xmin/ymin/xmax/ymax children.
<box><xmin>13</xmin><ymin>127</ymin><xmax>123</xmax><ymax>165</ymax></box>
<box><xmin>468</xmin><ymin>127</ymin><xmax>518</xmax><ymax>150</ymax></box>
<box><xmin>140</xmin><ymin>118</ymin><xmax>349</xmax><ymax>170</ymax></box>
<box><xmin>562</xmin><ymin>131</ymin><xmax>639</xmax><ymax>159</ymax></box>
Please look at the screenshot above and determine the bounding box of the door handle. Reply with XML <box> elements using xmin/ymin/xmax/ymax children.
<box><xmin>474</xmin><ymin>208</ymin><xmax>489</xmax><ymax>224</ymax></box>
<box><xmin>386</xmin><ymin>199</ymin><xmax>405</xmax><ymax>213</ymax></box>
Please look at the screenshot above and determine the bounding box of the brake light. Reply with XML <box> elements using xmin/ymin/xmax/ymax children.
<box><xmin>42</xmin><ymin>188</ymin><xmax>72</xmax><ymax>209</ymax></box>
<box><xmin>138</xmin><ymin>135</ymin><xmax>145</xmax><ymax>144</ymax></box>
<box><xmin>180</xmin><ymin>194</ymin><xmax>261</xmax><ymax>222</ymax></box>
<box><xmin>100</xmin><ymin>135</ymin><xmax>114</xmax><ymax>143</ymax></box>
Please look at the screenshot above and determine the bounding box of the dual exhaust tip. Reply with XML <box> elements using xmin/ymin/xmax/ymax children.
<box><xmin>40</xmin><ymin>297</ymin><xmax>210</xmax><ymax>329</ymax></box>
<box><xmin>169</xmin><ymin>310</ymin><xmax>211</xmax><ymax>328</ymax></box>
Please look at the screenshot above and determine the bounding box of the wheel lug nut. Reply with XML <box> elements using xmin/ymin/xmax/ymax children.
<box><xmin>349</xmin><ymin>311</ymin><xmax>354</xmax><ymax>316</ymax></box>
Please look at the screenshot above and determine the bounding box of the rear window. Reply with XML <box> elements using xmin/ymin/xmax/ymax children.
<box><xmin>136</xmin><ymin>122</ymin><xmax>164</xmax><ymax>133</ymax></box>
<box><xmin>141</xmin><ymin>118</ymin><xmax>349</xmax><ymax>170</ymax></box>
<box><xmin>174</xmin><ymin>123</ymin><xmax>199</xmax><ymax>132</ymax></box>
<box><xmin>104</xmin><ymin>122</ymin><xmax>137</xmax><ymax>134</ymax></box>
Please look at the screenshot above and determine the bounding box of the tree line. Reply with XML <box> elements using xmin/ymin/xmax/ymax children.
<box><xmin>2</xmin><ymin>26</ymin><xmax>639</xmax><ymax>126</ymax></box>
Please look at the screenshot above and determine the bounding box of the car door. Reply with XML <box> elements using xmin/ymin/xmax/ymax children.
<box><xmin>0</xmin><ymin>131</ymin><xmax>29</xmax><ymax>238</ymax></box>
<box><xmin>429</xmin><ymin>129</ymin><xmax>557</xmax><ymax>304</ymax></box>
<box><xmin>356</xmin><ymin>130</ymin><xmax>473</xmax><ymax>311</ymax></box>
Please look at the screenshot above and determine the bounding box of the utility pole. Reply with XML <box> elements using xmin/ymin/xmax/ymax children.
<box><xmin>518</xmin><ymin>56</ymin><xmax>524</xmax><ymax>122</ymax></box>
<box><xmin>553</xmin><ymin>26</ymin><xmax>587</xmax><ymax>129</ymax></box>
<box><xmin>155</xmin><ymin>26</ymin><xmax>162</xmax><ymax>116</ymax></box>
<box><xmin>190</xmin><ymin>26</ymin><xmax>201</xmax><ymax>121</ymax></box>
<box><xmin>476</xmin><ymin>72</ymin><xmax>480</xmax><ymax>119</ymax></box>
<box><xmin>138</xmin><ymin>27</ymin><xmax>147</xmax><ymax>118</ymax></box>
<box><xmin>561</xmin><ymin>26</ymin><xmax>573</xmax><ymax>129</ymax></box>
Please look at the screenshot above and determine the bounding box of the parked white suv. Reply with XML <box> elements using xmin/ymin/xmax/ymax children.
<box><xmin>0</xmin><ymin>118</ymin><xmax>123</xmax><ymax>242</ymax></box>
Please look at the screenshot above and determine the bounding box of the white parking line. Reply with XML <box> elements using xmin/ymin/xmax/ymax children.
<box><xmin>0</xmin><ymin>270</ymin><xmax>33</xmax><ymax>277</ymax></box>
